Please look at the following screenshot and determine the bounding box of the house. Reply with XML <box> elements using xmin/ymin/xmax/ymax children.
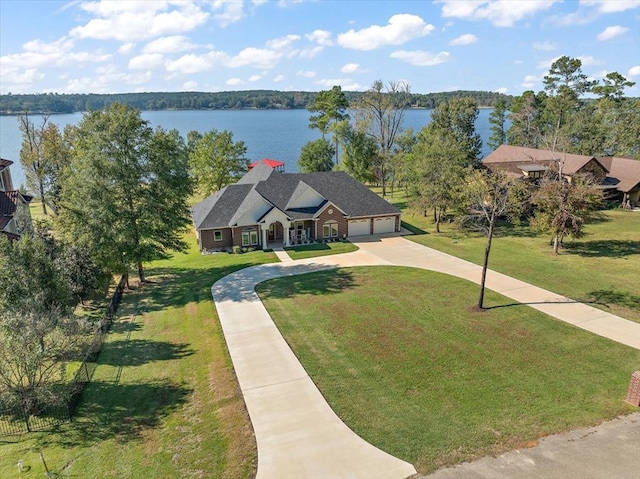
<box><xmin>597</xmin><ymin>156</ymin><xmax>640</xmax><ymax>206</ymax></box>
<box><xmin>482</xmin><ymin>145</ymin><xmax>608</xmax><ymax>183</ymax></box>
<box><xmin>483</xmin><ymin>145</ymin><xmax>640</xmax><ymax>206</ymax></box>
<box><xmin>248</xmin><ymin>158</ymin><xmax>285</xmax><ymax>172</ymax></box>
<box><xmin>0</xmin><ymin>158</ymin><xmax>33</xmax><ymax>240</ymax></box>
<box><xmin>192</xmin><ymin>162</ymin><xmax>401</xmax><ymax>251</ymax></box>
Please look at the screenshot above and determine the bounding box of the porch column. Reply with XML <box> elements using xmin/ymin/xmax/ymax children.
<box><xmin>285</xmin><ymin>221</ymin><xmax>292</xmax><ymax>247</ymax></box>
<box><xmin>262</xmin><ymin>226</ymin><xmax>268</xmax><ymax>250</ymax></box>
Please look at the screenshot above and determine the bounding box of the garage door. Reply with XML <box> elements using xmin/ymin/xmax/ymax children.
<box><xmin>348</xmin><ymin>219</ymin><xmax>370</xmax><ymax>237</ymax></box>
<box><xmin>373</xmin><ymin>217</ymin><xmax>395</xmax><ymax>234</ymax></box>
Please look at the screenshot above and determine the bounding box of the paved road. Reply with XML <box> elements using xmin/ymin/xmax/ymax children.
<box><xmin>211</xmin><ymin>235</ymin><xmax>640</xmax><ymax>479</ymax></box>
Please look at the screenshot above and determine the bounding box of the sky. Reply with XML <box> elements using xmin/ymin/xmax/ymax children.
<box><xmin>1</xmin><ymin>0</ymin><xmax>639</xmax><ymax>96</ymax></box>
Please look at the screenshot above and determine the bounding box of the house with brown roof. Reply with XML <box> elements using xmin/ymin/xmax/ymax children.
<box><xmin>191</xmin><ymin>161</ymin><xmax>401</xmax><ymax>252</ymax></box>
<box><xmin>0</xmin><ymin>158</ymin><xmax>33</xmax><ymax>240</ymax></box>
<box><xmin>483</xmin><ymin>145</ymin><xmax>640</xmax><ymax>206</ymax></box>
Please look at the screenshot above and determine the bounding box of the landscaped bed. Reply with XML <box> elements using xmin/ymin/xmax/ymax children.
<box><xmin>284</xmin><ymin>240</ymin><xmax>358</xmax><ymax>260</ymax></box>
<box><xmin>256</xmin><ymin>266</ymin><xmax>640</xmax><ymax>474</ymax></box>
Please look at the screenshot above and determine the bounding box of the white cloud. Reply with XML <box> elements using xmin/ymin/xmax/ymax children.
<box><xmin>128</xmin><ymin>53</ymin><xmax>164</xmax><ymax>70</ymax></box>
<box><xmin>62</xmin><ymin>64</ymin><xmax>152</xmax><ymax>93</ymax></box>
<box><xmin>337</xmin><ymin>14</ymin><xmax>434</xmax><ymax>50</ymax></box>
<box><xmin>226</xmin><ymin>77</ymin><xmax>244</xmax><ymax>86</ymax></box>
<box><xmin>249</xmin><ymin>74</ymin><xmax>261</xmax><ymax>82</ymax></box>
<box><xmin>298</xmin><ymin>46</ymin><xmax>324</xmax><ymax>59</ymax></box>
<box><xmin>297</xmin><ymin>70</ymin><xmax>316</xmax><ymax>78</ymax></box>
<box><xmin>71</xmin><ymin>2</ymin><xmax>209</xmax><ymax>42</ymax></box>
<box><xmin>212</xmin><ymin>0</ymin><xmax>245</xmax><ymax>27</ymax></box>
<box><xmin>306</xmin><ymin>29</ymin><xmax>333</xmax><ymax>46</ymax></box>
<box><xmin>449</xmin><ymin>33</ymin><xmax>477</xmax><ymax>45</ymax></box>
<box><xmin>521</xmin><ymin>74</ymin><xmax>538</xmax><ymax>88</ymax></box>
<box><xmin>266</xmin><ymin>34</ymin><xmax>300</xmax><ymax>50</ymax></box>
<box><xmin>628</xmin><ymin>65</ymin><xmax>640</xmax><ymax>77</ymax></box>
<box><xmin>273</xmin><ymin>74</ymin><xmax>285</xmax><ymax>83</ymax></box>
<box><xmin>165</xmin><ymin>51</ymin><xmax>227</xmax><ymax>74</ymax></box>
<box><xmin>578</xmin><ymin>55</ymin><xmax>600</xmax><ymax>66</ymax></box>
<box><xmin>119</xmin><ymin>43</ymin><xmax>136</xmax><ymax>54</ymax></box>
<box><xmin>182</xmin><ymin>80</ymin><xmax>197</xmax><ymax>90</ymax></box>
<box><xmin>496</xmin><ymin>87</ymin><xmax>508</xmax><ymax>93</ymax></box>
<box><xmin>533</xmin><ymin>41</ymin><xmax>556</xmax><ymax>51</ymax></box>
<box><xmin>340</xmin><ymin>63</ymin><xmax>362</xmax><ymax>73</ymax></box>
<box><xmin>315</xmin><ymin>78</ymin><xmax>364</xmax><ymax>91</ymax></box>
<box><xmin>580</xmin><ymin>0</ymin><xmax>640</xmax><ymax>13</ymax></box>
<box><xmin>438</xmin><ymin>0</ymin><xmax>559</xmax><ymax>27</ymax></box>
<box><xmin>226</xmin><ymin>47</ymin><xmax>282</xmax><ymax>69</ymax></box>
<box><xmin>597</xmin><ymin>25</ymin><xmax>629</xmax><ymax>40</ymax></box>
<box><xmin>143</xmin><ymin>35</ymin><xmax>196</xmax><ymax>54</ymax></box>
<box><xmin>390</xmin><ymin>50</ymin><xmax>450</xmax><ymax>66</ymax></box>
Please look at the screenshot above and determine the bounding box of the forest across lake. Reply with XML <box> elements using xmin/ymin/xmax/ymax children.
<box><xmin>0</xmin><ymin>89</ymin><xmax>511</xmax><ymax>115</ymax></box>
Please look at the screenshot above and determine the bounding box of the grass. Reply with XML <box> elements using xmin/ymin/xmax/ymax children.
<box><xmin>0</xmin><ymin>235</ymin><xmax>277</xmax><ymax>479</ymax></box>
<box><xmin>378</xmin><ymin>188</ymin><xmax>640</xmax><ymax>323</ymax></box>
<box><xmin>284</xmin><ymin>240</ymin><xmax>358</xmax><ymax>260</ymax></box>
<box><xmin>256</xmin><ymin>266</ymin><xmax>640</xmax><ymax>474</ymax></box>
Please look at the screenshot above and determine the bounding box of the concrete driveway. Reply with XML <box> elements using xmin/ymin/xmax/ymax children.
<box><xmin>211</xmin><ymin>235</ymin><xmax>640</xmax><ymax>479</ymax></box>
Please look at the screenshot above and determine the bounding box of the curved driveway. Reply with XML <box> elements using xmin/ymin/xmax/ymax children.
<box><xmin>211</xmin><ymin>235</ymin><xmax>640</xmax><ymax>479</ymax></box>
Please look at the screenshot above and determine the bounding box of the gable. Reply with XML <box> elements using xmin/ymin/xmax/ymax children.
<box><xmin>285</xmin><ymin>181</ymin><xmax>325</xmax><ymax>209</ymax></box>
<box><xmin>232</xmin><ymin>193</ymin><xmax>273</xmax><ymax>226</ymax></box>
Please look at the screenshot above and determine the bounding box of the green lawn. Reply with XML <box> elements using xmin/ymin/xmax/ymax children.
<box><xmin>378</xmin><ymin>188</ymin><xmax>640</xmax><ymax>323</ymax></box>
<box><xmin>256</xmin><ymin>266</ymin><xmax>640</xmax><ymax>474</ymax></box>
<box><xmin>0</xmin><ymin>235</ymin><xmax>277</xmax><ymax>479</ymax></box>
<box><xmin>284</xmin><ymin>240</ymin><xmax>358</xmax><ymax>260</ymax></box>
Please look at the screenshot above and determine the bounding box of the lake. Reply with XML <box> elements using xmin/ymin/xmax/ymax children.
<box><xmin>0</xmin><ymin>108</ymin><xmax>495</xmax><ymax>191</ymax></box>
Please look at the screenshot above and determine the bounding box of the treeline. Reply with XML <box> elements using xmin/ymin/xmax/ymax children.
<box><xmin>0</xmin><ymin>89</ymin><xmax>511</xmax><ymax>115</ymax></box>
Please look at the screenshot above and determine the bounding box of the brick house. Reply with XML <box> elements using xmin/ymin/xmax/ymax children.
<box><xmin>191</xmin><ymin>162</ymin><xmax>401</xmax><ymax>252</ymax></box>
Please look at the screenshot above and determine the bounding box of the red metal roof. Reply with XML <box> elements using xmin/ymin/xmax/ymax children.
<box><xmin>249</xmin><ymin>158</ymin><xmax>285</xmax><ymax>169</ymax></box>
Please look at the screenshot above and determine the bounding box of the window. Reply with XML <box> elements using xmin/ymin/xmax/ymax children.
<box><xmin>242</xmin><ymin>230</ymin><xmax>259</xmax><ymax>246</ymax></box>
<box><xmin>213</xmin><ymin>230</ymin><xmax>223</xmax><ymax>241</ymax></box>
<box><xmin>323</xmin><ymin>221</ymin><xmax>338</xmax><ymax>238</ymax></box>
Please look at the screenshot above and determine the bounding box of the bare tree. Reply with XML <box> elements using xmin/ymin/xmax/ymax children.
<box><xmin>352</xmin><ymin>80</ymin><xmax>411</xmax><ymax>196</ymax></box>
<box><xmin>460</xmin><ymin>169</ymin><xmax>527</xmax><ymax>309</ymax></box>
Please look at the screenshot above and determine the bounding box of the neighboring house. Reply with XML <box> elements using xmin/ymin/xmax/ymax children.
<box><xmin>483</xmin><ymin>145</ymin><xmax>640</xmax><ymax>205</ymax></box>
<box><xmin>0</xmin><ymin>158</ymin><xmax>33</xmax><ymax>240</ymax></box>
<box><xmin>248</xmin><ymin>158</ymin><xmax>285</xmax><ymax>172</ymax></box>
<box><xmin>192</xmin><ymin>161</ymin><xmax>401</xmax><ymax>252</ymax></box>
<box><xmin>482</xmin><ymin>145</ymin><xmax>608</xmax><ymax>183</ymax></box>
<box><xmin>597</xmin><ymin>156</ymin><xmax>640</xmax><ymax>206</ymax></box>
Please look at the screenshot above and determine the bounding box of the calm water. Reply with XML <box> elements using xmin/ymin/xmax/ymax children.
<box><xmin>0</xmin><ymin>108</ymin><xmax>494</xmax><ymax>191</ymax></box>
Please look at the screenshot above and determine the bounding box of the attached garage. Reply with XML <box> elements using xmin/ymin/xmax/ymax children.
<box><xmin>348</xmin><ymin>219</ymin><xmax>370</xmax><ymax>237</ymax></box>
<box><xmin>373</xmin><ymin>216</ymin><xmax>395</xmax><ymax>234</ymax></box>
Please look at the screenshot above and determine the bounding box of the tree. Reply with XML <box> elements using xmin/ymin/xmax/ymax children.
<box><xmin>18</xmin><ymin>114</ymin><xmax>59</xmax><ymax>215</ymax></box>
<box><xmin>59</xmin><ymin>103</ymin><xmax>193</xmax><ymax>283</ymax></box>
<box><xmin>55</xmin><ymin>242</ymin><xmax>105</xmax><ymax>305</ymax></box>
<box><xmin>407</xmin><ymin>129</ymin><xmax>467</xmax><ymax>233</ymax></box>
<box><xmin>352</xmin><ymin>80</ymin><xmax>411</xmax><ymax>196</ymax></box>
<box><xmin>542</xmin><ymin>56</ymin><xmax>595</xmax><ymax>151</ymax></box>
<box><xmin>530</xmin><ymin>175</ymin><xmax>603</xmax><ymax>255</ymax></box>
<box><xmin>507</xmin><ymin>90</ymin><xmax>545</xmax><ymax>148</ymax></box>
<box><xmin>0</xmin><ymin>234</ymin><xmax>71</xmax><ymax>314</ymax></box>
<box><xmin>459</xmin><ymin>169</ymin><xmax>526</xmax><ymax>309</ymax></box>
<box><xmin>189</xmin><ymin>129</ymin><xmax>248</xmax><ymax>196</ymax></box>
<box><xmin>592</xmin><ymin>71</ymin><xmax>635</xmax><ymax>101</ymax></box>
<box><xmin>0</xmin><ymin>306</ymin><xmax>90</xmax><ymax>412</ymax></box>
<box><xmin>487</xmin><ymin>97</ymin><xmax>508</xmax><ymax>150</ymax></box>
<box><xmin>428</xmin><ymin>97</ymin><xmax>482</xmax><ymax>166</ymax></box>
<box><xmin>298</xmin><ymin>138</ymin><xmax>335</xmax><ymax>172</ymax></box>
<box><xmin>308</xmin><ymin>86</ymin><xmax>349</xmax><ymax>164</ymax></box>
<box><xmin>340</xmin><ymin>125</ymin><xmax>378</xmax><ymax>183</ymax></box>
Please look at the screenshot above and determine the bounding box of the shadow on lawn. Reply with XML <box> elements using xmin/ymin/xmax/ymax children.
<box><xmin>588</xmin><ymin>290</ymin><xmax>640</xmax><ymax>311</ymax></box>
<box><xmin>125</xmin><ymin>261</ymin><xmax>263</xmax><ymax>314</ymax></box>
<box><xmin>37</xmin><ymin>380</ymin><xmax>191</xmax><ymax>448</ymax></box>
<box><xmin>256</xmin><ymin>269</ymin><xmax>356</xmax><ymax>300</ymax></box>
<box><xmin>98</xmin><ymin>339</ymin><xmax>194</xmax><ymax>367</ymax></box>
<box><xmin>562</xmin><ymin>240</ymin><xmax>640</xmax><ymax>258</ymax></box>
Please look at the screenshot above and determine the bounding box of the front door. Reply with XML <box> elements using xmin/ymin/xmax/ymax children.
<box><xmin>268</xmin><ymin>223</ymin><xmax>275</xmax><ymax>241</ymax></box>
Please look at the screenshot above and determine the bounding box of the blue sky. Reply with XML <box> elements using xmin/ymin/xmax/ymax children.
<box><xmin>1</xmin><ymin>0</ymin><xmax>639</xmax><ymax>96</ymax></box>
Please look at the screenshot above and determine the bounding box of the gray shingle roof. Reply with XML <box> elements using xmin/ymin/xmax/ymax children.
<box><xmin>192</xmin><ymin>168</ymin><xmax>400</xmax><ymax>230</ymax></box>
